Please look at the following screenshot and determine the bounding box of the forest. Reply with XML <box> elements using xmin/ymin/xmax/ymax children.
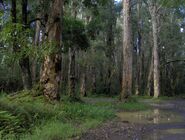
<box><xmin>0</xmin><ymin>0</ymin><xmax>185</xmax><ymax>140</ymax></box>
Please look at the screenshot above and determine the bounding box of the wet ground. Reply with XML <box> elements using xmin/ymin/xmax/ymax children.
<box><xmin>79</xmin><ymin>99</ymin><xmax>185</xmax><ymax>140</ymax></box>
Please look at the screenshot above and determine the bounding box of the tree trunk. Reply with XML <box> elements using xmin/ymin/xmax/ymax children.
<box><xmin>149</xmin><ymin>3</ymin><xmax>160</xmax><ymax>98</ymax></box>
<box><xmin>68</xmin><ymin>47</ymin><xmax>76</xmax><ymax>99</ymax></box>
<box><xmin>105</xmin><ymin>0</ymin><xmax>115</xmax><ymax>95</ymax></box>
<box><xmin>40</xmin><ymin>0</ymin><xmax>62</xmax><ymax>101</ymax></box>
<box><xmin>80</xmin><ymin>67</ymin><xmax>87</xmax><ymax>97</ymax></box>
<box><xmin>11</xmin><ymin>0</ymin><xmax>17</xmax><ymax>51</ymax></box>
<box><xmin>146</xmin><ymin>55</ymin><xmax>153</xmax><ymax>96</ymax></box>
<box><xmin>68</xmin><ymin>0</ymin><xmax>78</xmax><ymax>99</ymax></box>
<box><xmin>32</xmin><ymin>13</ymin><xmax>41</xmax><ymax>84</ymax></box>
<box><xmin>92</xmin><ymin>66</ymin><xmax>96</xmax><ymax>94</ymax></box>
<box><xmin>135</xmin><ymin>0</ymin><xmax>142</xmax><ymax>95</ymax></box>
<box><xmin>20</xmin><ymin>0</ymin><xmax>32</xmax><ymax>90</ymax></box>
<box><xmin>121</xmin><ymin>0</ymin><xmax>133</xmax><ymax>101</ymax></box>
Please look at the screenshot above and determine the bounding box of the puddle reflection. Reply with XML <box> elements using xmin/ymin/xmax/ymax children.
<box><xmin>117</xmin><ymin>109</ymin><xmax>183</xmax><ymax>124</ymax></box>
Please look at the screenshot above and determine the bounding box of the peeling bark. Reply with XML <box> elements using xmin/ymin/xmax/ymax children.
<box><xmin>40</xmin><ymin>0</ymin><xmax>62</xmax><ymax>101</ymax></box>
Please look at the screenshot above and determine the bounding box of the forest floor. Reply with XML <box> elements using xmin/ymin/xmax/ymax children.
<box><xmin>1</xmin><ymin>92</ymin><xmax>185</xmax><ymax>140</ymax></box>
<box><xmin>79</xmin><ymin>98</ymin><xmax>185</xmax><ymax>140</ymax></box>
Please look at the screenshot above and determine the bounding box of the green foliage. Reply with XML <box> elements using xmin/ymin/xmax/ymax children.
<box><xmin>0</xmin><ymin>22</ymin><xmax>60</xmax><ymax>65</ymax></box>
<box><xmin>22</xmin><ymin>121</ymin><xmax>76</xmax><ymax>140</ymax></box>
<box><xmin>0</xmin><ymin>93</ymin><xmax>115</xmax><ymax>139</ymax></box>
<box><xmin>63</xmin><ymin>16</ymin><xmax>89</xmax><ymax>51</ymax></box>
<box><xmin>0</xmin><ymin>110</ymin><xmax>25</xmax><ymax>137</ymax></box>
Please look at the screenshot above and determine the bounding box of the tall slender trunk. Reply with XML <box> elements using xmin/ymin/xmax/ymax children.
<box><xmin>146</xmin><ymin>55</ymin><xmax>153</xmax><ymax>96</ymax></box>
<box><xmin>20</xmin><ymin>0</ymin><xmax>32</xmax><ymax>90</ymax></box>
<box><xmin>149</xmin><ymin>3</ymin><xmax>160</xmax><ymax>98</ymax></box>
<box><xmin>40</xmin><ymin>0</ymin><xmax>62</xmax><ymax>101</ymax></box>
<box><xmin>135</xmin><ymin>0</ymin><xmax>142</xmax><ymax>95</ymax></box>
<box><xmin>92</xmin><ymin>66</ymin><xmax>96</xmax><ymax>94</ymax></box>
<box><xmin>106</xmin><ymin>0</ymin><xmax>115</xmax><ymax>95</ymax></box>
<box><xmin>121</xmin><ymin>0</ymin><xmax>132</xmax><ymax>101</ymax></box>
<box><xmin>68</xmin><ymin>47</ymin><xmax>76</xmax><ymax>98</ymax></box>
<box><xmin>32</xmin><ymin>13</ymin><xmax>41</xmax><ymax>84</ymax></box>
<box><xmin>68</xmin><ymin>0</ymin><xmax>77</xmax><ymax>99</ymax></box>
<box><xmin>11</xmin><ymin>0</ymin><xmax>17</xmax><ymax>51</ymax></box>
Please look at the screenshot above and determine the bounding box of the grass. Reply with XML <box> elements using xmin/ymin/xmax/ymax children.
<box><xmin>0</xmin><ymin>91</ymin><xmax>153</xmax><ymax>139</ymax></box>
<box><xmin>0</xmin><ymin>91</ymin><xmax>116</xmax><ymax>140</ymax></box>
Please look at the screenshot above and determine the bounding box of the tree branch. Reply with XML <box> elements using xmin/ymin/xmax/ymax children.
<box><xmin>28</xmin><ymin>18</ymin><xmax>46</xmax><ymax>27</ymax></box>
<box><xmin>161</xmin><ymin>59</ymin><xmax>185</xmax><ymax>67</ymax></box>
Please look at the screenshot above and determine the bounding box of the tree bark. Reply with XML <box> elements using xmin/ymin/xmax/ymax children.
<box><xmin>146</xmin><ymin>55</ymin><xmax>153</xmax><ymax>96</ymax></box>
<box><xmin>32</xmin><ymin>13</ymin><xmax>41</xmax><ymax>84</ymax></box>
<box><xmin>80</xmin><ymin>66</ymin><xmax>87</xmax><ymax>97</ymax></box>
<box><xmin>68</xmin><ymin>47</ymin><xmax>76</xmax><ymax>99</ymax></box>
<box><xmin>92</xmin><ymin>66</ymin><xmax>96</xmax><ymax>94</ymax></box>
<box><xmin>68</xmin><ymin>0</ymin><xmax>78</xmax><ymax>99</ymax></box>
<box><xmin>40</xmin><ymin>0</ymin><xmax>62</xmax><ymax>101</ymax></box>
<box><xmin>11</xmin><ymin>0</ymin><xmax>17</xmax><ymax>51</ymax></box>
<box><xmin>105</xmin><ymin>0</ymin><xmax>115</xmax><ymax>95</ymax></box>
<box><xmin>121</xmin><ymin>0</ymin><xmax>133</xmax><ymax>101</ymax></box>
<box><xmin>135</xmin><ymin>0</ymin><xmax>142</xmax><ymax>95</ymax></box>
<box><xmin>149</xmin><ymin>2</ymin><xmax>160</xmax><ymax>98</ymax></box>
<box><xmin>20</xmin><ymin>0</ymin><xmax>32</xmax><ymax>90</ymax></box>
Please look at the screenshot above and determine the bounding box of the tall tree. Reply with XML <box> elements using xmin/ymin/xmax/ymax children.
<box><xmin>121</xmin><ymin>0</ymin><xmax>133</xmax><ymax>100</ymax></box>
<box><xmin>68</xmin><ymin>0</ymin><xmax>77</xmax><ymax>100</ymax></box>
<box><xmin>18</xmin><ymin>0</ymin><xmax>32</xmax><ymax>90</ymax></box>
<box><xmin>32</xmin><ymin>1</ymin><xmax>42</xmax><ymax>84</ymax></box>
<box><xmin>149</xmin><ymin>0</ymin><xmax>161</xmax><ymax>98</ymax></box>
<box><xmin>105</xmin><ymin>0</ymin><xmax>116</xmax><ymax>95</ymax></box>
<box><xmin>135</xmin><ymin>0</ymin><xmax>142</xmax><ymax>95</ymax></box>
<box><xmin>11</xmin><ymin>0</ymin><xmax>16</xmax><ymax>50</ymax></box>
<box><xmin>40</xmin><ymin>0</ymin><xmax>62</xmax><ymax>101</ymax></box>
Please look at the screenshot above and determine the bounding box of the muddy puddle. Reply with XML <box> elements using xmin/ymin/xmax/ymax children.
<box><xmin>117</xmin><ymin>109</ymin><xmax>184</xmax><ymax>124</ymax></box>
<box><xmin>143</xmin><ymin>128</ymin><xmax>185</xmax><ymax>140</ymax></box>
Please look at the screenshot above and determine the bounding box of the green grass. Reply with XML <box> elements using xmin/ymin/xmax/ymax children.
<box><xmin>0</xmin><ymin>92</ymin><xmax>116</xmax><ymax>140</ymax></box>
<box><xmin>0</xmin><ymin>92</ymin><xmax>154</xmax><ymax>139</ymax></box>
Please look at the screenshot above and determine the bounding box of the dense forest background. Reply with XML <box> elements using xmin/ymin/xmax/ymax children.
<box><xmin>0</xmin><ymin>0</ymin><xmax>185</xmax><ymax>139</ymax></box>
<box><xmin>0</xmin><ymin>0</ymin><xmax>184</xmax><ymax>99</ymax></box>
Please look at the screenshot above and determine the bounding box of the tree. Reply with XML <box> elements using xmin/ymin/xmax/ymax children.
<box><xmin>148</xmin><ymin>0</ymin><xmax>161</xmax><ymax>98</ymax></box>
<box><xmin>121</xmin><ymin>0</ymin><xmax>133</xmax><ymax>101</ymax></box>
<box><xmin>105</xmin><ymin>0</ymin><xmax>116</xmax><ymax>95</ymax></box>
<box><xmin>31</xmin><ymin>0</ymin><xmax>43</xmax><ymax>84</ymax></box>
<box><xmin>40</xmin><ymin>0</ymin><xmax>63</xmax><ymax>101</ymax></box>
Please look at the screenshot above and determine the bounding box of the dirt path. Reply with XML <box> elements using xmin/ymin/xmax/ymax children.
<box><xmin>79</xmin><ymin>99</ymin><xmax>185</xmax><ymax>140</ymax></box>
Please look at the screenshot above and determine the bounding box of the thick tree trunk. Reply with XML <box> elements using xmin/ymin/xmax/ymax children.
<box><xmin>68</xmin><ymin>47</ymin><xmax>76</xmax><ymax>99</ymax></box>
<box><xmin>149</xmin><ymin>4</ymin><xmax>160</xmax><ymax>98</ymax></box>
<box><xmin>20</xmin><ymin>0</ymin><xmax>32</xmax><ymax>90</ymax></box>
<box><xmin>121</xmin><ymin>0</ymin><xmax>133</xmax><ymax>101</ymax></box>
<box><xmin>40</xmin><ymin>0</ymin><xmax>62</xmax><ymax>101</ymax></box>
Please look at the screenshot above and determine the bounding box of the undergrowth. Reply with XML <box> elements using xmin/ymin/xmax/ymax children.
<box><xmin>0</xmin><ymin>91</ymin><xmax>115</xmax><ymax>140</ymax></box>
